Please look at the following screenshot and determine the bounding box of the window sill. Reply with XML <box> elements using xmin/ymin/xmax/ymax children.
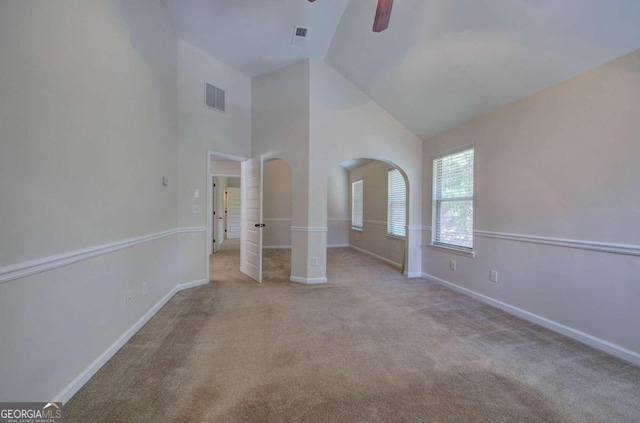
<box><xmin>427</xmin><ymin>243</ymin><xmax>476</xmax><ymax>258</ymax></box>
<box><xmin>351</xmin><ymin>227</ymin><xmax>363</xmax><ymax>232</ymax></box>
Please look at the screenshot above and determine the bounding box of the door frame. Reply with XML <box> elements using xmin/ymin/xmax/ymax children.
<box><xmin>206</xmin><ymin>150</ymin><xmax>246</xmax><ymax>281</ymax></box>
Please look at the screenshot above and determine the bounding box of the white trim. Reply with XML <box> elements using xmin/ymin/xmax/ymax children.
<box><xmin>422</xmin><ymin>226</ymin><xmax>432</xmax><ymax>231</ymax></box>
<box><xmin>328</xmin><ymin>218</ymin><xmax>351</xmax><ymax>222</ymax></box>
<box><xmin>328</xmin><ymin>244</ymin><xmax>350</xmax><ymax>248</ymax></box>
<box><xmin>474</xmin><ymin>230</ymin><xmax>640</xmax><ymax>257</ymax></box>
<box><xmin>0</xmin><ymin>227</ymin><xmax>206</xmax><ymax>285</ymax></box>
<box><xmin>406</xmin><ymin>226</ymin><xmax>423</xmax><ymax>231</ymax></box>
<box><xmin>263</xmin><ymin>218</ymin><xmax>292</xmax><ymax>222</ymax></box>
<box><xmin>52</xmin><ymin>278</ymin><xmax>208</xmax><ymax>403</ymax></box>
<box><xmin>421</xmin><ymin>273</ymin><xmax>640</xmax><ymax>366</ymax></box>
<box><xmin>209</xmin><ymin>173</ymin><xmax>241</xmax><ymax>178</ymax></box>
<box><xmin>427</xmin><ymin>243</ymin><xmax>476</xmax><ymax>258</ymax></box>
<box><xmin>290</xmin><ymin>276</ymin><xmax>327</xmax><ymax>284</ymax></box>
<box><xmin>349</xmin><ymin>245</ymin><xmax>402</xmax><ymax>269</ymax></box>
<box><xmin>403</xmin><ymin>271</ymin><xmax>422</xmax><ymax>278</ymax></box>
<box><xmin>291</xmin><ymin>227</ymin><xmax>328</xmax><ymax>232</ymax></box>
<box><xmin>178</xmin><ymin>227</ymin><xmax>208</xmax><ymax>234</ymax></box>
<box><xmin>176</xmin><ymin>278</ymin><xmax>209</xmax><ymax>291</ymax></box>
<box><xmin>263</xmin><ymin>245</ymin><xmax>292</xmax><ymax>250</ymax></box>
<box><xmin>208</xmin><ymin>150</ymin><xmax>247</xmax><ymax>162</ymax></box>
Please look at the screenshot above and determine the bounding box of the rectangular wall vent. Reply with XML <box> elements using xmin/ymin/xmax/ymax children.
<box><xmin>292</xmin><ymin>26</ymin><xmax>308</xmax><ymax>46</ymax></box>
<box><xmin>205</xmin><ymin>82</ymin><xmax>225</xmax><ymax>113</ymax></box>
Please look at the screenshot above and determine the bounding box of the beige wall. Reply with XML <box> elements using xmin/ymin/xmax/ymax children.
<box><xmin>349</xmin><ymin>161</ymin><xmax>405</xmax><ymax>267</ymax></box>
<box><xmin>327</xmin><ymin>166</ymin><xmax>350</xmax><ymax>247</ymax></box>
<box><xmin>263</xmin><ymin>159</ymin><xmax>293</xmax><ymax>248</ymax></box>
<box><xmin>422</xmin><ymin>49</ymin><xmax>640</xmax><ymax>362</ymax></box>
<box><xmin>210</xmin><ymin>160</ymin><xmax>241</xmax><ymax>176</ymax></box>
<box><xmin>0</xmin><ymin>0</ymin><xmax>179</xmax><ymax>401</ymax></box>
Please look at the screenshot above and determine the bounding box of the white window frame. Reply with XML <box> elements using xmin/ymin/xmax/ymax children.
<box><xmin>431</xmin><ymin>146</ymin><xmax>475</xmax><ymax>257</ymax></box>
<box><xmin>387</xmin><ymin>169</ymin><xmax>406</xmax><ymax>238</ymax></box>
<box><xmin>351</xmin><ymin>179</ymin><xmax>363</xmax><ymax>231</ymax></box>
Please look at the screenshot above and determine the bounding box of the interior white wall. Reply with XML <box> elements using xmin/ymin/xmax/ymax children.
<box><xmin>263</xmin><ymin>159</ymin><xmax>293</xmax><ymax>248</ymax></box>
<box><xmin>308</xmin><ymin>59</ymin><xmax>423</xmax><ymax>280</ymax></box>
<box><xmin>327</xmin><ymin>166</ymin><xmax>350</xmax><ymax>247</ymax></box>
<box><xmin>252</xmin><ymin>60</ymin><xmax>310</xmax><ymax>281</ymax></box>
<box><xmin>178</xmin><ymin>39</ymin><xmax>251</xmax><ymax>284</ymax></box>
<box><xmin>0</xmin><ymin>0</ymin><xmax>179</xmax><ymax>401</ymax></box>
<box><xmin>422</xmin><ymin>49</ymin><xmax>640</xmax><ymax>362</ymax></box>
<box><xmin>348</xmin><ymin>161</ymin><xmax>405</xmax><ymax>267</ymax></box>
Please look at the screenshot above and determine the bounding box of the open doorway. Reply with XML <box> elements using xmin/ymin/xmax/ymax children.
<box><xmin>211</xmin><ymin>175</ymin><xmax>241</xmax><ymax>254</ymax></box>
<box><xmin>207</xmin><ymin>151</ymin><xmax>244</xmax><ymax>282</ymax></box>
<box><xmin>327</xmin><ymin>158</ymin><xmax>409</xmax><ymax>275</ymax></box>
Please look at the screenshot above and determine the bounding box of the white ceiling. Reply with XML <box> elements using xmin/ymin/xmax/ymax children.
<box><xmin>326</xmin><ymin>0</ymin><xmax>640</xmax><ymax>140</ymax></box>
<box><xmin>162</xmin><ymin>0</ymin><xmax>350</xmax><ymax>77</ymax></box>
<box><xmin>163</xmin><ymin>0</ymin><xmax>640</xmax><ymax>141</ymax></box>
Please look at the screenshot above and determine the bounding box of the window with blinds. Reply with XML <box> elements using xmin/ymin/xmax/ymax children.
<box><xmin>352</xmin><ymin>180</ymin><xmax>363</xmax><ymax>230</ymax></box>
<box><xmin>387</xmin><ymin>169</ymin><xmax>406</xmax><ymax>237</ymax></box>
<box><xmin>433</xmin><ymin>148</ymin><xmax>474</xmax><ymax>249</ymax></box>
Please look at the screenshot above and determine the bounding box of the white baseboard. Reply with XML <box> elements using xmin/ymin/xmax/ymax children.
<box><xmin>52</xmin><ymin>278</ymin><xmax>208</xmax><ymax>403</ymax></box>
<box><xmin>403</xmin><ymin>271</ymin><xmax>422</xmax><ymax>278</ymax></box>
<box><xmin>328</xmin><ymin>244</ymin><xmax>349</xmax><ymax>248</ymax></box>
<box><xmin>290</xmin><ymin>276</ymin><xmax>327</xmax><ymax>284</ymax></box>
<box><xmin>177</xmin><ymin>278</ymin><xmax>209</xmax><ymax>290</ymax></box>
<box><xmin>421</xmin><ymin>273</ymin><xmax>640</xmax><ymax>366</ymax></box>
<box><xmin>349</xmin><ymin>245</ymin><xmax>402</xmax><ymax>269</ymax></box>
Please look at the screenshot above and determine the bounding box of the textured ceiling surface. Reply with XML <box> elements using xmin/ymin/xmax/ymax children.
<box><xmin>163</xmin><ymin>0</ymin><xmax>640</xmax><ymax>140</ymax></box>
<box><xmin>162</xmin><ymin>0</ymin><xmax>349</xmax><ymax>77</ymax></box>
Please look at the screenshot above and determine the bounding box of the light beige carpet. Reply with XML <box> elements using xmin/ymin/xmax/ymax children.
<box><xmin>64</xmin><ymin>247</ymin><xmax>640</xmax><ymax>422</ymax></box>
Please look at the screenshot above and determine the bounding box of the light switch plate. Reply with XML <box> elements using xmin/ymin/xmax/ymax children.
<box><xmin>195</xmin><ymin>189</ymin><xmax>200</xmax><ymax>199</ymax></box>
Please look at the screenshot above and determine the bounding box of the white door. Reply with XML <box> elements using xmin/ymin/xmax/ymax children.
<box><xmin>240</xmin><ymin>156</ymin><xmax>263</xmax><ymax>283</ymax></box>
<box><xmin>226</xmin><ymin>187</ymin><xmax>241</xmax><ymax>239</ymax></box>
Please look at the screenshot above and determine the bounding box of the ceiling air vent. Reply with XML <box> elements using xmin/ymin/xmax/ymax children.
<box><xmin>205</xmin><ymin>82</ymin><xmax>225</xmax><ymax>113</ymax></box>
<box><xmin>292</xmin><ymin>26</ymin><xmax>308</xmax><ymax>46</ymax></box>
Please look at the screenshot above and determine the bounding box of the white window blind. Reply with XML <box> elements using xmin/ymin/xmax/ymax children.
<box><xmin>433</xmin><ymin>148</ymin><xmax>474</xmax><ymax>249</ymax></box>
<box><xmin>352</xmin><ymin>180</ymin><xmax>363</xmax><ymax>230</ymax></box>
<box><xmin>387</xmin><ymin>169</ymin><xmax>406</xmax><ymax>237</ymax></box>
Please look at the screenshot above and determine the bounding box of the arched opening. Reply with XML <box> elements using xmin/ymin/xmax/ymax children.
<box><xmin>261</xmin><ymin>158</ymin><xmax>293</xmax><ymax>282</ymax></box>
<box><xmin>327</xmin><ymin>158</ymin><xmax>410</xmax><ymax>276</ymax></box>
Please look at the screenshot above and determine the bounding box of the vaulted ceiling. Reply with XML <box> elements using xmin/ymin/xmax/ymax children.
<box><xmin>163</xmin><ymin>0</ymin><xmax>640</xmax><ymax>140</ymax></box>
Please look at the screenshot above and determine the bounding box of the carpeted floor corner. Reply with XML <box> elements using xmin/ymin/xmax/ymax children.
<box><xmin>64</xmin><ymin>245</ymin><xmax>640</xmax><ymax>422</ymax></box>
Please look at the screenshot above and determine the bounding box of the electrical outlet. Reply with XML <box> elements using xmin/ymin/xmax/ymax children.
<box><xmin>311</xmin><ymin>257</ymin><xmax>318</xmax><ymax>266</ymax></box>
<box><xmin>125</xmin><ymin>291</ymin><xmax>132</xmax><ymax>308</ymax></box>
<box><xmin>192</xmin><ymin>204</ymin><xmax>200</xmax><ymax>214</ymax></box>
<box><xmin>143</xmin><ymin>282</ymin><xmax>148</xmax><ymax>296</ymax></box>
<box><xmin>450</xmin><ymin>260</ymin><xmax>457</xmax><ymax>271</ymax></box>
<box><xmin>490</xmin><ymin>270</ymin><xmax>498</xmax><ymax>283</ymax></box>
